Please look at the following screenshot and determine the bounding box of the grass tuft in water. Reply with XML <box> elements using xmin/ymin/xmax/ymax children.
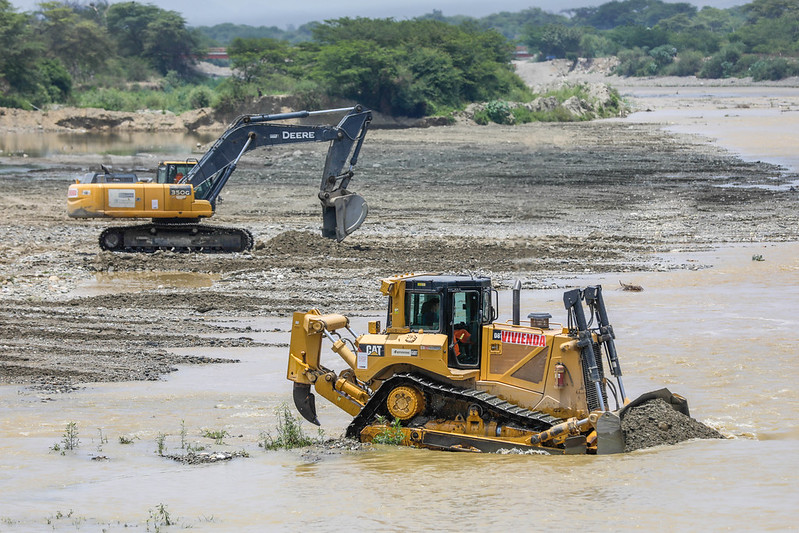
<box><xmin>50</xmin><ymin>421</ymin><xmax>80</xmax><ymax>454</ymax></box>
<box><xmin>155</xmin><ymin>433</ymin><xmax>167</xmax><ymax>456</ymax></box>
<box><xmin>259</xmin><ymin>404</ymin><xmax>321</xmax><ymax>450</ymax></box>
<box><xmin>146</xmin><ymin>503</ymin><xmax>173</xmax><ymax>532</ymax></box>
<box><xmin>202</xmin><ymin>429</ymin><xmax>229</xmax><ymax>445</ymax></box>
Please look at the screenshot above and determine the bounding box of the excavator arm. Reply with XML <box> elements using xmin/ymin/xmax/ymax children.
<box><xmin>182</xmin><ymin>105</ymin><xmax>372</xmax><ymax>241</ymax></box>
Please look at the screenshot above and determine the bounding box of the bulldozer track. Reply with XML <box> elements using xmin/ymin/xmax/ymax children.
<box><xmin>99</xmin><ymin>223</ymin><xmax>254</xmax><ymax>253</ymax></box>
<box><xmin>346</xmin><ymin>373</ymin><xmax>563</xmax><ymax>439</ymax></box>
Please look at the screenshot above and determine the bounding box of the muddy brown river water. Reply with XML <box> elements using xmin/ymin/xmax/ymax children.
<box><xmin>2</xmin><ymin>84</ymin><xmax>799</xmax><ymax>530</ymax></box>
<box><xmin>1</xmin><ymin>243</ymin><xmax>797</xmax><ymax>531</ymax></box>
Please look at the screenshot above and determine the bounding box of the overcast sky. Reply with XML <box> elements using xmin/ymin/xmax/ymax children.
<box><xmin>11</xmin><ymin>0</ymin><xmax>748</xmax><ymax>27</ymax></box>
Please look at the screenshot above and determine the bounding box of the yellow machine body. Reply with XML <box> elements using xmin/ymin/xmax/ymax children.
<box><xmin>288</xmin><ymin>273</ymin><xmax>690</xmax><ymax>454</ymax></box>
<box><xmin>67</xmin><ymin>182</ymin><xmax>213</xmax><ymax>219</ymax></box>
<box><xmin>67</xmin><ymin>161</ymin><xmax>210</xmax><ymax>220</ymax></box>
<box><xmin>288</xmin><ymin>310</ymin><xmax>591</xmax><ymax>423</ymax></box>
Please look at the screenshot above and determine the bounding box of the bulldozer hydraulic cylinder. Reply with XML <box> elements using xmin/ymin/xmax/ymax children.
<box><xmin>585</xmin><ymin>286</ymin><xmax>627</xmax><ymax>401</ymax></box>
<box><xmin>334</xmin><ymin>376</ymin><xmax>370</xmax><ymax>405</ymax></box>
<box><xmin>330</xmin><ymin>338</ymin><xmax>357</xmax><ymax>370</ymax></box>
<box><xmin>529</xmin><ymin>417</ymin><xmax>589</xmax><ymax>445</ymax></box>
<box><xmin>306</xmin><ymin>314</ymin><xmax>350</xmax><ymax>334</ymax></box>
<box><xmin>564</xmin><ymin>289</ymin><xmax>607</xmax><ymax>411</ymax></box>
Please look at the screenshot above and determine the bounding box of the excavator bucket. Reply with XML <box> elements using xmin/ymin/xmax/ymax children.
<box><xmin>321</xmin><ymin>193</ymin><xmax>368</xmax><ymax>242</ymax></box>
<box><xmin>293</xmin><ymin>383</ymin><xmax>320</xmax><ymax>426</ymax></box>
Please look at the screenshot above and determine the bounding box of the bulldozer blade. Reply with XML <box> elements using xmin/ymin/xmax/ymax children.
<box><xmin>322</xmin><ymin>193</ymin><xmax>368</xmax><ymax>242</ymax></box>
<box><xmin>618</xmin><ymin>387</ymin><xmax>690</xmax><ymax>418</ymax></box>
<box><xmin>293</xmin><ymin>383</ymin><xmax>320</xmax><ymax>426</ymax></box>
<box><xmin>596</xmin><ymin>411</ymin><xmax>625</xmax><ymax>454</ymax></box>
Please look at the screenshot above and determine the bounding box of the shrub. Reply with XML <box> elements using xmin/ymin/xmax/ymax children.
<box><xmin>188</xmin><ymin>86</ymin><xmax>214</xmax><ymax>108</ymax></box>
<box><xmin>485</xmin><ymin>100</ymin><xmax>514</xmax><ymax>124</ymax></box>
<box><xmin>749</xmin><ymin>57</ymin><xmax>794</xmax><ymax>81</ymax></box>
<box><xmin>667</xmin><ymin>50</ymin><xmax>704</xmax><ymax>76</ymax></box>
<box><xmin>259</xmin><ymin>404</ymin><xmax>319</xmax><ymax>450</ymax></box>
<box><xmin>372</xmin><ymin>417</ymin><xmax>405</xmax><ymax>445</ymax></box>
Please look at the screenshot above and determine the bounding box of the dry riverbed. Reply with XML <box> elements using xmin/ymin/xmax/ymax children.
<box><xmin>1</xmin><ymin>112</ymin><xmax>797</xmax><ymax>390</ymax></box>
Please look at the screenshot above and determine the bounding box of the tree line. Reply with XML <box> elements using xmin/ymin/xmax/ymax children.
<box><xmin>0</xmin><ymin>0</ymin><xmax>205</xmax><ymax>109</ymax></box>
<box><xmin>0</xmin><ymin>0</ymin><xmax>797</xmax><ymax>115</ymax></box>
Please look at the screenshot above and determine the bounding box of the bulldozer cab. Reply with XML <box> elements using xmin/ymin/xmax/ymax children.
<box><xmin>401</xmin><ymin>276</ymin><xmax>495</xmax><ymax>370</ymax></box>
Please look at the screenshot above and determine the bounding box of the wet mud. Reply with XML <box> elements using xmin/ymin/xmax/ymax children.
<box><xmin>0</xmin><ymin>120</ymin><xmax>797</xmax><ymax>390</ymax></box>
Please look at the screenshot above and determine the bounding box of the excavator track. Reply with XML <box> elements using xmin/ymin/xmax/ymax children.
<box><xmin>99</xmin><ymin>223</ymin><xmax>253</xmax><ymax>253</ymax></box>
<box><xmin>346</xmin><ymin>373</ymin><xmax>563</xmax><ymax>440</ymax></box>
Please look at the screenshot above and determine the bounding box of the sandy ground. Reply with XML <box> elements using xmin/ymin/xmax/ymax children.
<box><xmin>1</xmin><ymin>68</ymin><xmax>798</xmax><ymax>390</ymax></box>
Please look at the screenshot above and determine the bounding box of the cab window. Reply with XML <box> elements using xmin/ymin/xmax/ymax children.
<box><xmin>451</xmin><ymin>290</ymin><xmax>481</xmax><ymax>367</ymax></box>
<box><xmin>405</xmin><ymin>292</ymin><xmax>441</xmax><ymax>331</ymax></box>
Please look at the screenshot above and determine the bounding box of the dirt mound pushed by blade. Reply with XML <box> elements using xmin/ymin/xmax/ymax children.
<box><xmin>622</xmin><ymin>398</ymin><xmax>723</xmax><ymax>452</ymax></box>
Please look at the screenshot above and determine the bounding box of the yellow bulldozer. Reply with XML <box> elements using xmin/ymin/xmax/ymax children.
<box><xmin>288</xmin><ymin>273</ymin><xmax>690</xmax><ymax>454</ymax></box>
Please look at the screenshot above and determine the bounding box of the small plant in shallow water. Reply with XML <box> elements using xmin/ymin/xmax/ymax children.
<box><xmin>119</xmin><ymin>435</ymin><xmax>134</xmax><ymax>445</ymax></box>
<box><xmin>96</xmin><ymin>428</ymin><xmax>108</xmax><ymax>452</ymax></box>
<box><xmin>372</xmin><ymin>416</ymin><xmax>405</xmax><ymax>446</ymax></box>
<box><xmin>260</xmin><ymin>404</ymin><xmax>320</xmax><ymax>450</ymax></box>
<box><xmin>185</xmin><ymin>441</ymin><xmax>206</xmax><ymax>453</ymax></box>
<box><xmin>155</xmin><ymin>433</ymin><xmax>167</xmax><ymax>456</ymax></box>
<box><xmin>146</xmin><ymin>503</ymin><xmax>173</xmax><ymax>532</ymax></box>
<box><xmin>51</xmin><ymin>421</ymin><xmax>80</xmax><ymax>454</ymax></box>
<box><xmin>180</xmin><ymin>420</ymin><xmax>188</xmax><ymax>449</ymax></box>
<box><xmin>202</xmin><ymin>429</ymin><xmax>229</xmax><ymax>445</ymax></box>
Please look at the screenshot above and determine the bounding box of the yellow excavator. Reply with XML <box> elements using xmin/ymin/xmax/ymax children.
<box><xmin>67</xmin><ymin>106</ymin><xmax>372</xmax><ymax>252</ymax></box>
<box><xmin>288</xmin><ymin>273</ymin><xmax>690</xmax><ymax>454</ymax></box>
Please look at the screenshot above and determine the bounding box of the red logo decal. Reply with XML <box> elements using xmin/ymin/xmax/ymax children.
<box><xmin>501</xmin><ymin>331</ymin><xmax>546</xmax><ymax>347</ymax></box>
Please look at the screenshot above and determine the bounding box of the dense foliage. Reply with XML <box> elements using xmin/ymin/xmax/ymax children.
<box><xmin>217</xmin><ymin>17</ymin><xmax>525</xmax><ymax>117</ymax></box>
<box><xmin>0</xmin><ymin>0</ymin><xmax>797</xmax><ymax>114</ymax></box>
<box><xmin>410</xmin><ymin>0</ymin><xmax>799</xmax><ymax>79</ymax></box>
<box><xmin>0</xmin><ymin>0</ymin><xmax>202</xmax><ymax>109</ymax></box>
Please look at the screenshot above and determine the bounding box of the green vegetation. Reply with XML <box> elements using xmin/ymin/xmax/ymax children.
<box><xmin>155</xmin><ymin>433</ymin><xmax>167</xmax><ymax>456</ymax></box>
<box><xmin>0</xmin><ymin>0</ymin><xmax>796</xmax><ymax>116</ymax></box>
<box><xmin>202</xmin><ymin>429</ymin><xmax>229</xmax><ymax>445</ymax></box>
<box><xmin>218</xmin><ymin>17</ymin><xmax>523</xmax><ymax>117</ymax></box>
<box><xmin>259</xmin><ymin>404</ymin><xmax>322</xmax><ymax>450</ymax></box>
<box><xmin>522</xmin><ymin>0</ymin><xmax>799</xmax><ymax>79</ymax></box>
<box><xmin>0</xmin><ymin>0</ymin><xmax>202</xmax><ymax>109</ymax></box>
<box><xmin>473</xmin><ymin>84</ymin><xmax>624</xmax><ymax>125</ymax></box>
<box><xmin>50</xmin><ymin>421</ymin><xmax>79</xmax><ymax>454</ymax></box>
<box><xmin>147</xmin><ymin>504</ymin><xmax>173</xmax><ymax>533</ymax></box>
<box><xmin>372</xmin><ymin>416</ymin><xmax>405</xmax><ymax>445</ymax></box>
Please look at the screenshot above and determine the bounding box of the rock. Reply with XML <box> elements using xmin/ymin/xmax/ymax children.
<box><xmin>525</xmin><ymin>96</ymin><xmax>559</xmax><ymax>112</ymax></box>
<box><xmin>180</xmin><ymin>107</ymin><xmax>217</xmax><ymax>131</ymax></box>
<box><xmin>562</xmin><ymin>96</ymin><xmax>593</xmax><ymax>118</ymax></box>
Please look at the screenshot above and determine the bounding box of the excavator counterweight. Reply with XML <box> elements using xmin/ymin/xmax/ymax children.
<box><xmin>67</xmin><ymin>105</ymin><xmax>372</xmax><ymax>252</ymax></box>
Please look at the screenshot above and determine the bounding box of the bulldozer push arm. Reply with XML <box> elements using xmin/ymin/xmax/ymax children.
<box><xmin>181</xmin><ymin>106</ymin><xmax>372</xmax><ymax>241</ymax></box>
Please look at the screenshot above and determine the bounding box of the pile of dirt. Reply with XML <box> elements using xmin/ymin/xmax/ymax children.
<box><xmin>622</xmin><ymin>399</ymin><xmax>724</xmax><ymax>452</ymax></box>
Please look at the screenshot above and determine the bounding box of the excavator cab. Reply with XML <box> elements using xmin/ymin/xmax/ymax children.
<box><xmin>156</xmin><ymin>161</ymin><xmax>198</xmax><ymax>184</ymax></box>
